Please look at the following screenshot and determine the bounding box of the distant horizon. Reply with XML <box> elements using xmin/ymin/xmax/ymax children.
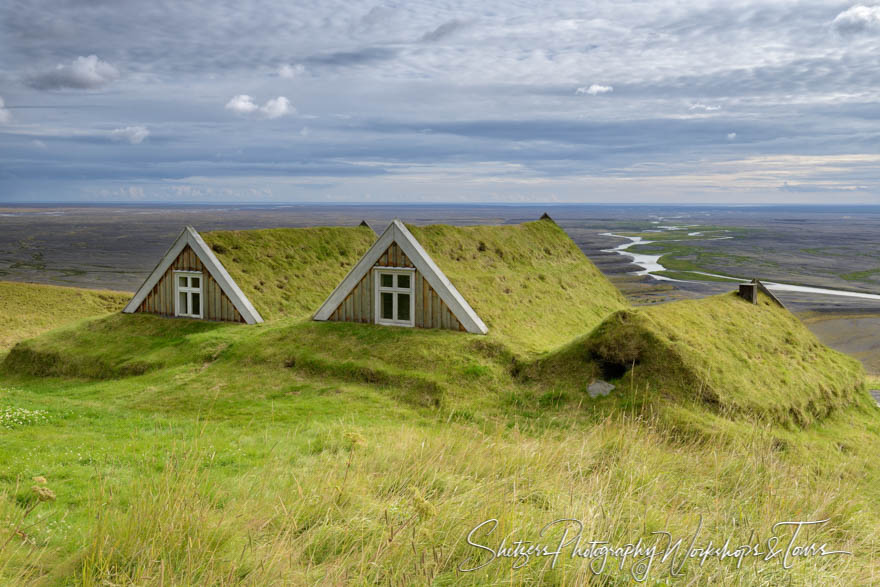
<box><xmin>4</xmin><ymin>201</ymin><xmax>880</xmax><ymax>209</ymax></box>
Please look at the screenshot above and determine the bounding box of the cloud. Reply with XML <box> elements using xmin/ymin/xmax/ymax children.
<box><xmin>0</xmin><ymin>97</ymin><xmax>10</xmax><ymax>124</ymax></box>
<box><xmin>727</xmin><ymin>132</ymin><xmax>737</xmax><ymax>140</ymax></box>
<box><xmin>261</xmin><ymin>96</ymin><xmax>292</xmax><ymax>119</ymax></box>
<box><xmin>278</xmin><ymin>64</ymin><xmax>305</xmax><ymax>79</ymax></box>
<box><xmin>31</xmin><ymin>139</ymin><xmax>47</xmax><ymax>150</ymax></box>
<box><xmin>111</xmin><ymin>126</ymin><xmax>150</xmax><ymax>144</ymax></box>
<box><xmin>303</xmin><ymin>47</ymin><xmax>398</xmax><ymax>67</ymax></box>
<box><xmin>689</xmin><ymin>102</ymin><xmax>721</xmax><ymax>111</ymax></box>
<box><xmin>225</xmin><ymin>95</ymin><xmax>293</xmax><ymax>119</ymax></box>
<box><xmin>833</xmin><ymin>5</ymin><xmax>880</xmax><ymax>34</ymax></box>
<box><xmin>27</xmin><ymin>55</ymin><xmax>119</xmax><ymax>90</ymax></box>
<box><xmin>225</xmin><ymin>94</ymin><xmax>259</xmax><ymax>114</ymax></box>
<box><xmin>420</xmin><ymin>19</ymin><xmax>465</xmax><ymax>42</ymax></box>
<box><xmin>576</xmin><ymin>84</ymin><xmax>613</xmax><ymax>96</ymax></box>
<box><xmin>779</xmin><ymin>181</ymin><xmax>868</xmax><ymax>192</ymax></box>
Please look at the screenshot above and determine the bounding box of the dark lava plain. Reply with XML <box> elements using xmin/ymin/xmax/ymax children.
<box><xmin>2</xmin><ymin>203</ymin><xmax>879</xmax><ymax>373</ymax></box>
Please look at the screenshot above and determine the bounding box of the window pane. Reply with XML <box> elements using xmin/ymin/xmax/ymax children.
<box><xmin>179</xmin><ymin>276</ymin><xmax>187</xmax><ymax>288</ymax></box>
<box><xmin>380</xmin><ymin>274</ymin><xmax>393</xmax><ymax>288</ymax></box>
<box><xmin>397</xmin><ymin>274</ymin><xmax>410</xmax><ymax>289</ymax></box>
<box><xmin>191</xmin><ymin>277</ymin><xmax>200</xmax><ymax>288</ymax></box>
<box><xmin>191</xmin><ymin>293</ymin><xmax>200</xmax><ymax>315</ymax></box>
<box><xmin>178</xmin><ymin>292</ymin><xmax>187</xmax><ymax>315</ymax></box>
<box><xmin>381</xmin><ymin>292</ymin><xmax>394</xmax><ymax>319</ymax></box>
<box><xmin>397</xmin><ymin>294</ymin><xmax>410</xmax><ymax>321</ymax></box>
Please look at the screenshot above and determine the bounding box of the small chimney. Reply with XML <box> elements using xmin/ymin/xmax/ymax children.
<box><xmin>738</xmin><ymin>283</ymin><xmax>758</xmax><ymax>304</ymax></box>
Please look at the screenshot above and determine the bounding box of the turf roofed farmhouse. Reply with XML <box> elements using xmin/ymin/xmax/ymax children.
<box><xmin>123</xmin><ymin>215</ymin><xmax>629</xmax><ymax>342</ymax></box>
<box><xmin>123</xmin><ymin>224</ymin><xmax>378</xmax><ymax>324</ymax></box>
<box><xmin>6</xmin><ymin>215</ymin><xmax>866</xmax><ymax>429</ymax></box>
<box><xmin>313</xmin><ymin>220</ymin><xmax>488</xmax><ymax>334</ymax></box>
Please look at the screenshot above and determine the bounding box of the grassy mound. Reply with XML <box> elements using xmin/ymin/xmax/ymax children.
<box><xmin>530</xmin><ymin>292</ymin><xmax>866</xmax><ymax>426</ymax></box>
<box><xmin>0</xmin><ymin>281</ymin><xmax>129</xmax><ymax>352</ymax></box>
<box><xmin>409</xmin><ymin>219</ymin><xmax>628</xmax><ymax>353</ymax></box>
<box><xmin>3</xmin><ymin>313</ymin><xmax>244</xmax><ymax>379</ymax></box>
<box><xmin>200</xmin><ymin>225</ymin><xmax>376</xmax><ymax>320</ymax></box>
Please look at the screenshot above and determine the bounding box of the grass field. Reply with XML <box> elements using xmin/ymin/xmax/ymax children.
<box><xmin>1</xmin><ymin>250</ymin><xmax>879</xmax><ymax>584</ymax></box>
<box><xmin>0</xmin><ymin>282</ymin><xmax>129</xmax><ymax>354</ymax></box>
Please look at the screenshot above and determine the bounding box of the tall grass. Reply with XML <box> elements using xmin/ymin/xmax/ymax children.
<box><xmin>52</xmin><ymin>412</ymin><xmax>878</xmax><ymax>585</ymax></box>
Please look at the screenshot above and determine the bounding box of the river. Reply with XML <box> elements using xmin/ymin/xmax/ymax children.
<box><xmin>601</xmin><ymin>233</ymin><xmax>880</xmax><ymax>302</ymax></box>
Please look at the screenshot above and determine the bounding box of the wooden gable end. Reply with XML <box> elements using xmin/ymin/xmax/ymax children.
<box><xmin>136</xmin><ymin>244</ymin><xmax>244</xmax><ymax>322</ymax></box>
<box><xmin>327</xmin><ymin>242</ymin><xmax>464</xmax><ymax>331</ymax></box>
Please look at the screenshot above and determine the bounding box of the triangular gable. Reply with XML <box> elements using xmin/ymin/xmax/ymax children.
<box><xmin>313</xmin><ymin>219</ymin><xmax>488</xmax><ymax>334</ymax></box>
<box><xmin>359</xmin><ymin>220</ymin><xmax>379</xmax><ymax>235</ymax></box>
<box><xmin>123</xmin><ymin>226</ymin><xmax>263</xmax><ymax>324</ymax></box>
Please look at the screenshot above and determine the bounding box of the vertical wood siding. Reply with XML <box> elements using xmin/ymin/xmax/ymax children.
<box><xmin>136</xmin><ymin>245</ymin><xmax>244</xmax><ymax>323</ymax></box>
<box><xmin>328</xmin><ymin>244</ymin><xmax>464</xmax><ymax>331</ymax></box>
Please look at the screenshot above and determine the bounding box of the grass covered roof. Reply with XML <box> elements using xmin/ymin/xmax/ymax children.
<box><xmin>408</xmin><ymin>219</ymin><xmax>629</xmax><ymax>353</ymax></box>
<box><xmin>532</xmin><ymin>291</ymin><xmax>865</xmax><ymax>427</ymax></box>
<box><xmin>199</xmin><ymin>219</ymin><xmax>628</xmax><ymax>354</ymax></box>
<box><xmin>200</xmin><ymin>225</ymin><xmax>377</xmax><ymax>321</ymax></box>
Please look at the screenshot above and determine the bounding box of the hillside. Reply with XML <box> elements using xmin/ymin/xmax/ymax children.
<box><xmin>527</xmin><ymin>291</ymin><xmax>866</xmax><ymax>427</ymax></box>
<box><xmin>200</xmin><ymin>225</ymin><xmax>377</xmax><ymax>320</ymax></box>
<box><xmin>0</xmin><ymin>281</ymin><xmax>128</xmax><ymax>352</ymax></box>
<box><xmin>1</xmin><ymin>250</ymin><xmax>878</xmax><ymax>584</ymax></box>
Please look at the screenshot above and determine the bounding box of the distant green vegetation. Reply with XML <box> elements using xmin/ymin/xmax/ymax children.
<box><xmin>653</xmin><ymin>269</ymin><xmax>742</xmax><ymax>282</ymax></box>
<box><xmin>628</xmin><ymin>241</ymin><xmax>757</xmax><ymax>277</ymax></box>
<box><xmin>840</xmin><ymin>267</ymin><xmax>880</xmax><ymax>281</ymax></box>
<box><xmin>619</xmin><ymin>225</ymin><xmax>747</xmax><ymax>240</ymax></box>
<box><xmin>0</xmin><ymin>281</ymin><xmax>129</xmax><ymax>353</ymax></box>
<box><xmin>0</xmin><ymin>237</ymin><xmax>877</xmax><ymax>583</ymax></box>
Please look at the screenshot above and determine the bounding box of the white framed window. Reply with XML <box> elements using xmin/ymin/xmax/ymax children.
<box><xmin>373</xmin><ymin>267</ymin><xmax>415</xmax><ymax>327</ymax></box>
<box><xmin>174</xmin><ymin>270</ymin><xmax>203</xmax><ymax>318</ymax></box>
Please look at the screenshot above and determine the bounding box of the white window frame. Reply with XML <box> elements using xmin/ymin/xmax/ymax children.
<box><xmin>373</xmin><ymin>267</ymin><xmax>415</xmax><ymax>327</ymax></box>
<box><xmin>174</xmin><ymin>270</ymin><xmax>204</xmax><ymax>319</ymax></box>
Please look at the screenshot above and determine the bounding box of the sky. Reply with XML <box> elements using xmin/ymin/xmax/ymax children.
<box><xmin>2</xmin><ymin>1</ymin><xmax>880</xmax><ymax>204</ymax></box>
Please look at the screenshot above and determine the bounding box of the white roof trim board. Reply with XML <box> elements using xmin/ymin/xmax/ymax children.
<box><xmin>314</xmin><ymin>219</ymin><xmax>488</xmax><ymax>334</ymax></box>
<box><xmin>123</xmin><ymin>226</ymin><xmax>264</xmax><ymax>324</ymax></box>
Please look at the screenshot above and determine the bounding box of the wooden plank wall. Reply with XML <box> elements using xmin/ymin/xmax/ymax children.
<box><xmin>329</xmin><ymin>243</ymin><xmax>464</xmax><ymax>331</ymax></box>
<box><xmin>137</xmin><ymin>245</ymin><xmax>244</xmax><ymax>323</ymax></box>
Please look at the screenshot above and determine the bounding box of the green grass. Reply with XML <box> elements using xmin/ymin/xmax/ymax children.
<box><xmin>0</xmin><ymin>258</ymin><xmax>878</xmax><ymax>583</ymax></box>
<box><xmin>526</xmin><ymin>292</ymin><xmax>866</xmax><ymax>428</ymax></box>
<box><xmin>410</xmin><ymin>219</ymin><xmax>629</xmax><ymax>353</ymax></box>
<box><xmin>0</xmin><ymin>282</ymin><xmax>129</xmax><ymax>353</ymax></box>
<box><xmin>1</xmin><ymin>373</ymin><xmax>878</xmax><ymax>584</ymax></box>
<box><xmin>201</xmin><ymin>225</ymin><xmax>377</xmax><ymax>320</ymax></box>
